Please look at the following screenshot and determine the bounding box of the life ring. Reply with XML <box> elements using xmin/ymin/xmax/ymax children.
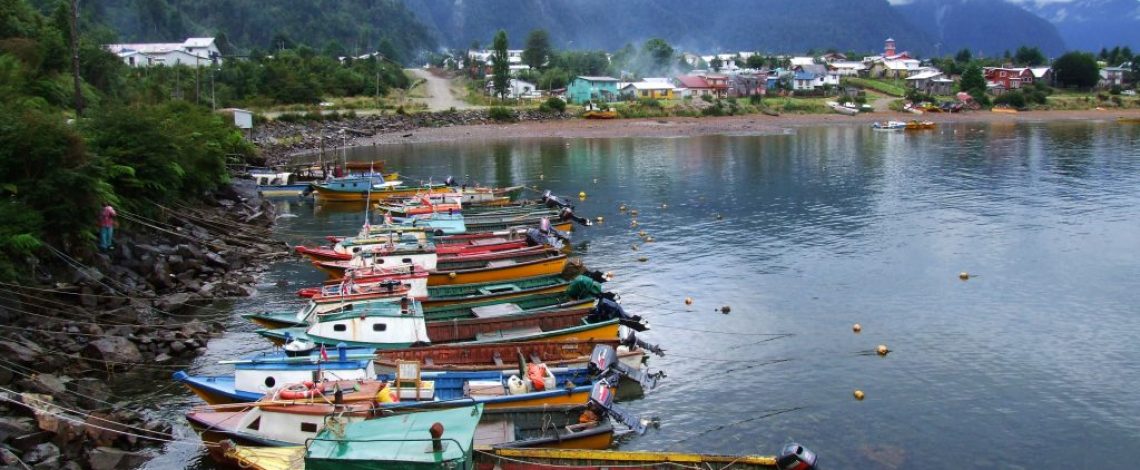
<box><xmin>278</xmin><ymin>381</ymin><xmax>321</xmax><ymax>400</ymax></box>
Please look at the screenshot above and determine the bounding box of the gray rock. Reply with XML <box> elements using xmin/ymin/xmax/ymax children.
<box><xmin>154</xmin><ymin>292</ymin><xmax>192</xmax><ymax>313</ymax></box>
<box><xmin>87</xmin><ymin>447</ymin><xmax>148</xmax><ymax>470</ymax></box>
<box><xmin>167</xmin><ymin>341</ymin><xmax>186</xmax><ymax>354</ymax></box>
<box><xmin>0</xmin><ymin>340</ymin><xmax>45</xmax><ymax>364</ymax></box>
<box><xmin>204</xmin><ymin>252</ymin><xmax>229</xmax><ymax>269</ymax></box>
<box><xmin>0</xmin><ymin>416</ymin><xmax>36</xmax><ymax>442</ymax></box>
<box><xmin>0</xmin><ymin>448</ymin><xmax>18</xmax><ymax>465</ymax></box>
<box><xmin>153</xmin><ymin>353</ymin><xmax>172</xmax><ymax>363</ymax></box>
<box><xmin>22</xmin><ymin>442</ymin><xmax>58</xmax><ymax>464</ymax></box>
<box><xmin>82</xmin><ymin>337</ymin><xmax>142</xmax><ymax>368</ymax></box>
<box><xmin>66</xmin><ymin>379</ymin><xmax>110</xmax><ymax>410</ymax></box>
<box><xmin>16</xmin><ymin>374</ymin><xmax>67</xmax><ymax>396</ymax></box>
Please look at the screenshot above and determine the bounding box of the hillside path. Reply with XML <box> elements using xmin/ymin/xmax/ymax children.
<box><xmin>407</xmin><ymin>68</ymin><xmax>473</xmax><ymax>111</ymax></box>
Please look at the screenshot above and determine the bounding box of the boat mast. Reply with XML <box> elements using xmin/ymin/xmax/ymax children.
<box><xmin>363</xmin><ymin>161</ymin><xmax>374</xmax><ymax>229</ymax></box>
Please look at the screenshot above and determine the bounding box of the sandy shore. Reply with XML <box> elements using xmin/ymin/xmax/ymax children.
<box><xmin>351</xmin><ymin>109</ymin><xmax>1140</xmax><ymax>147</ymax></box>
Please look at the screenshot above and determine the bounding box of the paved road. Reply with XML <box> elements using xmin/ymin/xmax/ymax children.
<box><xmin>407</xmin><ymin>68</ymin><xmax>473</xmax><ymax>111</ymax></box>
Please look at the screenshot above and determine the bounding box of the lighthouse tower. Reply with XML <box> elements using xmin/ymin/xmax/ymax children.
<box><xmin>884</xmin><ymin>38</ymin><xmax>896</xmax><ymax>57</ymax></box>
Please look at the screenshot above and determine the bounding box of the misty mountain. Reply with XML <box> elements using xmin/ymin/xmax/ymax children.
<box><xmin>64</xmin><ymin>0</ymin><xmax>437</xmax><ymax>58</ymax></box>
<box><xmin>893</xmin><ymin>0</ymin><xmax>1067</xmax><ymax>57</ymax></box>
<box><xmin>405</xmin><ymin>0</ymin><xmax>934</xmax><ymax>54</ymax></box>
<box><xmin>1011</xmin><ymin>0</ymin><xmax>1140</xmax><ymax>52</ymax></box>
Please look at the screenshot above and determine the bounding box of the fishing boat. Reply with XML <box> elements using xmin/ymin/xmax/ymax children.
<box><xmin>312</xmin><ymin>245</ymin><xmax>565</xmax><ymax>283</ymax></box>
<box><xmin>309</xmin><ymin>178</ymin><xmax>450</xmax><ymax>203</ymax></box>
<box><xmin>1117</xmin><ymin>116</ymin><xmax>1140</xmax><ymax>124</ymax></box>
<box><xmin>372</xmin><ymin>339</ymin><xmax>652</xmax><ymax>374</ymax></box>
<box><xmin>250</xmin><ymin>168</ymin><xmax>315</xmax><ymax>197</ymax></box>
<box><xmin>905</xmin><ymin>120</ymin><xmax>936</xmax><ymax>130</ymax></box>
<box><xmin>582</xmin><ymin>110</ymin><xmax>617</xmax><ymax>119</ymax></box>
<box><xmin>241</xmin><ymin>290</ymin><xmax>427</xmax><ymax>330</ymax></box>
<box><xmin>991</xmin><ymin>106</ymin><xmax>1019</xmax><ymax>114</ymax></box>
<box><xmin>871</xmin><ymin>121</ymin><xmax>907</xmax><ymax>130</ymax></box>
<box><xmin>297</xmin><ymin>226</ymin><xmax>566</xmax><ymax>263</ymax></box>
<box><xmin>473</xmin><ymin>445</ymin><xmax>820</xmax><ymax>470</ymax></box>
<box><xmin>827</xmin><ymin>101</ymin><xmax>859</xmax><ymax>116</ymax></box>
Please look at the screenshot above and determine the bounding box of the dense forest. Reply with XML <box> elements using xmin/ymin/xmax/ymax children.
<box><xmin>0</xmin><ymin>0</ymin><xmax>245</xmax><ymax>280</ymax></box>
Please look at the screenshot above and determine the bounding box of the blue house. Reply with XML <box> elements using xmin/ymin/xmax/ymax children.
<box><xmin>567</xmin><ymin>76</ymin><xmax>620</xmax><ymax>105</ymax></box>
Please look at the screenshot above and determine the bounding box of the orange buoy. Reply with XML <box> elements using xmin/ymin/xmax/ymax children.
<box><xmin>854</xmin><ymin>390</ymin><xmax>865</xmax><ymax>400</ymax></box>
<box><xmin>876</xmin><ymin>344</ymin><xmax>890</xmax><ymax>356</ymax></box>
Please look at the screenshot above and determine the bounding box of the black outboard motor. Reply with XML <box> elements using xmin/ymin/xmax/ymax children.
<box><xmin>444</xmin><ymin>176</ymin><xmax>457</xmax><ymax>187</ymax></box>
<box><xmin>541</xmin><ymin>190</ymin><xmax>575</xmax><ymax>210</ymax></box>
<box><xmin>588</xmin><ymin>298</ymin><xmax>648</xmax><ymax>331</ymax></box>
<box><xmin>587</xmin><ymin>379</ymin><xmax>655</xmax><ymax>434</ymax></box>
<box><xmin>559</xmin><ymin>207</ymin><xmax>592</xmax><ymax>227</ymax></box>
<box><xmin>776</xmin><ymin>443</ymin><xmax>818</xmax><ymax>470</ymax></box>
<box><xmin>619</xmin><ymin>327</ymin><xmax>665</xmax><ymax>357</ymax></box>
<box><xmin>588</xmin><ymin>345</ymin><xmax>664</xmax><ymax>390</ymax></box>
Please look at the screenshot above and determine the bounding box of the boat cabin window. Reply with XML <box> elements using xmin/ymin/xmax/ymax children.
<box><xmin>264</xmin><ymin>376</ymin><xmax>276</xmax><ymax>388</ymax></box>
<box><xmin>334</xmin><ymin>324</ymin><xmax>347</xmax><ymax>332</ymax></box>
<box><xmin>246</xmin><ymin>417</ymin><xmax>260</xmax><ymax>431</ymax></box>
<box><xmin>300</xmin><ymin>422</ymin><xmax>318</xmax><ymax>433</ymax></box>
<box><xmin>372</xmin><ymin>323</ymin><xmax>387</xmax><ymax>332</ymax></box>
<box><xmin>402</xmin><ymin>258</ymin><xmax>412</xmax><ymax>264</ymax></box>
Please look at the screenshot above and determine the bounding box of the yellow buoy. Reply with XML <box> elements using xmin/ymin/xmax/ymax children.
<box><xmin>448</xmin><ymin>272</ymin><xmax>457</xmax><ymax>279</ymax></box>
<box><xmin>595</xmin><ymin>216</ymin><xmax>604</xmax><ymax>223</ymax></box>
<box><xmin>876</xmin><ymin>344</ymin><xmax>890</xmax><ymax>356</ymax></box>
<box><xmin>853</xmin><ymin>323</ymin><xmax>862</xmax><ymax>333</ymax></box>
<box><xmin>719</xmin><ymin>305</ymin><xmax>731</xmax><ymax>314</ymax></box>
<box><xmin>631</xmin><ymin>220</ymin><xmax>638</xmax><ymax>228</ymax></box>
<box><xmin>959</xmin><ymin>271</ymin><xmax>970</xmax><ymax>280</ymax></box>
<box><xmin>619</xmin><ymin>204</ymin><xmax>627</xmax><ymax>212</ymax></box>
<box><xmin>630</xmin><ymin>209</ymin><xmax>639</xmax><ymax>216</ymax></box>
<box><xmin>854</xmin><ymin>390</ymin><xmax>865</xmax><ymax>401</ymax></box>
<box><xmin>645</xmin><ymin>236</ymin><xmax>654</xmax><ymax>242</ymax></box>
<box><xmin>603</xmin><ymin>271</ymin><xmax>614</xmax><ymax>280</ymax></box>
<box><xmin>684</xmin><ymin>297</ymin><xmax>693</xmax><ymax>306</ymax></box>
<box><xmin>638</xmin><ymin>230</ymin><xmax>647</xmax><ymax>237</ymax></box>
<box><xmin>579</xmin><ymin>191</ymin><xmax>587</xmax><ymax>199</ymax></box>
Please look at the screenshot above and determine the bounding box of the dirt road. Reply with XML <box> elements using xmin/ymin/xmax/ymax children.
<box><xmin>407</xmin><ymin>68</ymin><xmax>473</xmax><ymax>111</ymax></box>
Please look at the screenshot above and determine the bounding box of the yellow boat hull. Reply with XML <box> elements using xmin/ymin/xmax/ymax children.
<box><xmin>312</xmin><ymin>186</ymin><xmax>447</xmax><ymax>202</ymax></box>
<box><xmin>428</xmin><ymin>257</ymin><xmax>568</xmax><ymax>286</ymax></box>
<box><xmin>535</xmin><ymin>321</ymin><xmax>620</xmax><ymax>343</ymax></box>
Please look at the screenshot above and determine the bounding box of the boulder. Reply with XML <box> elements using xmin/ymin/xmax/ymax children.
<box><xmin>167</xmin><ymin>341</ymin><xmax>186</xmax><ymax>354</ymax></box>
<box><xmin>16</xmin><ymin>374</ymin><xmax>67</xmax><ymax>396</ymax></box>
<box><xmin>82</xmin><ymin>337</ymin><xmax>142</xmax><ymax>368</ymax></box>
<box><xmin>0</xmin><ymin>416</ymin><xmax>35</xmax><ymax>442</ymax></box>
<box><xmin>0</xmin><ymin>340</ymin><xmax>45</xmax><ymax>365</ymax></box>
<box><xmin>153</xmin><ymin>353</ymin><xmax>172</xmax><ymax>363</ymax></box>
<box><xmin>204</xmin><ymin>252</ymin><xmax>229</xmax><ymax>269</ymax></box>
<box><xmin>0</xmin><ymin>448</ymin><xmax>19</xmax><ymax>466</ymax></box>
<box><xmin>175</xmin><ymin>244</ymin><xmax>203</xmax><ymax>261</ymax></box>
<box><xmin>22</xmin><ymin>442</ymin><xmax>59</xmax><ymax>464</ymax></box>
<box><xmin>87</xmin><ymin>447</ymin><xmax>148</xmax><ymax>470</ymax></box>
<box><xmin>66</xmin><ymin>379</ymin><xmax>110</xmax><ymax>410</ymax></box>
<box><xmin>154</xmin><ymin>293</ymin><xmax>192</xmax><ymax>314</ymax></box>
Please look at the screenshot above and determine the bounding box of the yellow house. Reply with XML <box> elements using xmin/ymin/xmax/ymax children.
<box><xmin>621</xmin><ymin>81</ymin><xmax>676</xmax><ymax>100</ymax></box>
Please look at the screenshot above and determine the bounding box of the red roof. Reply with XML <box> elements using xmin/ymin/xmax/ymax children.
<box><xmin>676</xmin><ymin>75</ymin><xmax>711</xmax><ymax>89</ymax></box>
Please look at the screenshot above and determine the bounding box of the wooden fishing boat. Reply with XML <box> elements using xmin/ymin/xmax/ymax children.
<box><xmin>428</xmin><ymin>252</ymin><xmax>569</xmax><ymax>286</ymax></box>
<box><xmin>312</xmin><ymin>245</ymin><xmax>561</xmax><ymax>281</ymax></box>
<box><xmin>172</xmin><ymin>348</ymin><xmax>379</xmax><ymax>404</ymax></box>
<box><xmin>582</xmin><ymin>110</ymin><xmax>618</xmax><ymax>119</ymax></box>
<box><xmin>905</xmin><ymin>120</ymin><xmax>936</xmax><ymax>130</ymax></box>
<box><xmin>871</xmin><ymin>121</ymin><xmax>907</xmax><ymax>130</ymax></box>
<box><xmin>1118</xmin><ymin>116</ymin><xmax>1140</xmax><ymax>124</ymax></box>
<box><xmin>241</xmin><ymin>293</ymin><xmax>422</xmax><ymax>330</ymax></box>
<box><xmin>373</xmin><ymin>341</ymin><xmax>645</xmax><ymax>373</ymax></box>
<box><xmin>423</xmin><ymin>273</ymin><xmax>578</xmax><ymax>308</ymax></box>
<box><xmin>310</xmin><ymin>178</ymin><xmax>450</xmax><ymax>202</ymax></box>
<box><xmin>217</xmin><ymin>404</ymin><xmax>622</xmax><ymax>469</ymax></box>
<box><xmin>827</xmin><ymin>101</ymin><xmax>858</xmax><ymax>116</ymax></box>
<box><xmin>476</xmin><ymin>448</ymin><xmax>782</xmax><ymax>470</ymax></box>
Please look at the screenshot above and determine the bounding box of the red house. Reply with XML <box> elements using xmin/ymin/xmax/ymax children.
<box><xmin>675</xmin><ymin>74</ymin><xmax>729</xmax><ymax>98</ymax></box>
<box><xmin>983</xmin><ymin>67</ymin><xmax>1034</xmax><ymax>90</ymax></box>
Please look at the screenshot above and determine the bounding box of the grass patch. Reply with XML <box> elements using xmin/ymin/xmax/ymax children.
<box><xmin>843</xmin><ymin>77</ymin><xmax>907</xmax><ymax>97</ymax></box>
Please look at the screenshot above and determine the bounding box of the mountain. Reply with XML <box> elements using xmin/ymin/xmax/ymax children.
<box><xmin>893</xmin><ymin>0</ymin><xmax>1067</xmax><ymax>57</ymax></box>
<box><xmin>59</xmin><ymin>0</ymin><xmax>437</xmax><ymax>58</ymax></box>
<box><xmin>404</xmin><ymin>0</ymin><xmax>934</xmax><ymax>54</ymax></box>
<box><xmin>1009</xmin><ymin>0</ymin><xmax>1140</xmax><ymax>52</ymax></box>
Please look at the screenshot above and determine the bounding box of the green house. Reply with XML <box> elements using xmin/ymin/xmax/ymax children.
<box><xmin>567</xmin><ymin>76</ymin><xmax>620</xmax><ymax>104</ymax></box>
<box><xmin>306</xmin><ymin>404</ymin><xmax>483</xmax><ymax>470</ymax></box>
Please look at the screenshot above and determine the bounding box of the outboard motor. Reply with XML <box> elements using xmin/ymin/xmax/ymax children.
<box><xmin>587</xmin><ymin>379</ymin><xmax>656</xmax><ymax>434</ymax></box>
<box><xmin>444</xmin><ymin>176</ymin><xmax>457</xmax><ymax>186</ymax></box>
<box><xmin>619</xmin><ymin>326</ymin><xmax>665</xmax><ymax>357</ymax></box>
<box><xmin>776</xmin><ymin>443</ymin><xmax>818</xmax><ymax>470</ymax></box>
<box><xmin>588</xmin><ymin>298</ymin><xmax>648</xmax><ymax>332</ymax></box>
<box><xmin>541</xmin><ymin>190</ymin><xmax>575</xmax><ymax>210</ymax></box>
<box><xmin>588</xmin><ymin>344</ymin><xmax>664</xmax><ymax>390</ymax></box>
<box><xmin>525</xmin><ymin>227</ymin><xmax>565</xmax><ymax>252</ymax></box>
<box><xmin>559</xmin><ymin>207</ymin><xmax>592</xmax><ymax>227</ymax></box>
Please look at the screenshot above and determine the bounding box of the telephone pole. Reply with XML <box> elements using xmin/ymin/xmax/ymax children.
<box><xmin>70</xmin><ymin>0</ymin><xmax>84</xmax><ymax>116</ymax></box>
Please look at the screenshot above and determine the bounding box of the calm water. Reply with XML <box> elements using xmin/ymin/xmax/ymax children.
<box><xmin>140</xmin><ymin>120</ymin><xmax>1140</xmax><ymax>469</ymax></box>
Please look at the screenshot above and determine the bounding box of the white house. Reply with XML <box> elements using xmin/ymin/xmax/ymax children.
<box><xmin>485</xmin><ymin>78</ymin><xmax>541</xmax><ymax>99</ymax></box>
<box><xmin>467</xmin><ymin>49</ymin><xmax>524</xmax><ymax>65</ymax></box>
<box><xmin>106</xmin><ymin>37</ymin><xmax>221</xmax><ymax>68</ymax></box>
<box><xmin>829</xmin><ymin>61</ymin><xmax>867</xmax><ymax>76</ymax></box>
<box><xmin>789</xmin><ymin>56</ymin><xmax>816</xmax><ymax>67</ymax></box>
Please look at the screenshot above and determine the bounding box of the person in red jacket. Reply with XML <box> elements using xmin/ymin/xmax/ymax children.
<box><xmin>98</xmin><ymin>202</ymin><xmax>117</xmax><ymax>251</ymax></box>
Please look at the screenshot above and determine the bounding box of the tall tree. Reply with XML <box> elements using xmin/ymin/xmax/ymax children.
<box><xmin>641</xmin><ymin>38</ymin><xmax>674</xmax><ymax>76</ymax></box>
<box><xmin>491</xmin><ymin>29</ymin><xmax>510</xmax><ymax>100</ymax></box>
<box><xmin>955</xmin><ymin>48</ymin><xmax>972</xmax><ymax>64</ymax></box>
<box><xmin>1014</xmin><ymin>46</ymin><xmax>1045</xmax><ymax>66</ymax></box>
<box><xmin>1053</xmin><ymin>51</ymin><xmax>1100</xmax><ymax>89</ymax></box>
<box><xmin>960</xmin><ymin>63</ymin><xmax>985</xmax><ymax>94</ymax></box>
<box><xmin>521</xmin><ymin>29</ymin><xmax>551</xmax><ymax>70</ymax></box>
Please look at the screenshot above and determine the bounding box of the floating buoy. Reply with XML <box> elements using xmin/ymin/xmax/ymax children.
<box><xmin>876</xmin><ymin>344</ymin><xmax>890</xmax><ymax>356</ymax></box>
<box><xmin>595</xmin><ymin>216</ymin><xmax>604</xmax><ymax>223</ymax></box>
<box><xmin>638</xmin><ymin>256</ymin><xmax>648</xmax><ymax>262</ymax></box>
<box><xmin>603</xmin><ymin>271</ymin><xmax>614</xmax><ymax>281</ymax></box>
<box><xmin>631</xmin><ymin>244</ymin><xmax>639</xmax><ymax>251</ymax></box>
<box><xmin>579</xmin><ymin>191</ymin><xmax>587</xmax><ymax>199</ymax></box>
<box><xmin>448</xmin><ymin>272</ymin><xmax>457</xmax><ymax>279</ymax></box>
<box><xmin>539</xmin><ymin>174</ymin><xmax>544</xmax><ymax>180</ymax></box>
<box><xmin>661</xmin><ymin>203</ymin><xmax>668</xmax><ymax>209</ymax></box>
<box><xmin>619</xmin><ymin>204</ymin><xmax>627</xmax><ymax>212</ymax></box>
<box><xmin>684</xmin><ymin>297</ymin><xmax>693</xmax><ymax>306</ymax></box>
<box><xmin>631</xmin><ymin>220</ymin><xmax>638</xmax><ymax>228</ymax></box>
<box><xmin>715</xmin><ymin>213</ymin><xmax>723</xmax><ymax>220</ymax></box>
<box><xmin>958</xmin><ymin>271</ymin><xmax>970</xmax><ymax>281</ymax></box>
<box><xmin>853</xmin><ymin>390</ymin><xmax>865</xmax><ymax>401</ymax></box>
<box><xmin>593</xmin><ymin>178</ymin><xmax>598</xmax><ymax>184</ymax></box>
<box><xmin>630</xmin><ymin>209</ymin><xmax>639</xmax><ymax>216</ymax></box>
<box><xmin>638</xmin><ymin>230</ymin><xmax>647</xmax><ymax>237</ymax></box>
<box><xmin>853</xmin><ymin>323</ymin><xmax>862</xmax><ymax>333</ymax></box>
<box><xmin>645</xmin><ymin>236</ymin><xmax>654</xmax><ymax>242</ymax></box>
<box><xmin>719</xmin><ymin>305</ymin><xmax>731</xmax><ymax>314</ymax></box>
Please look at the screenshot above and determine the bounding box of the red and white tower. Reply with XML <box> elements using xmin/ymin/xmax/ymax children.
<box><xmin>885</xmin><ymin>38</ymin><xmax>896</xmax><ymax>56</ymax></box>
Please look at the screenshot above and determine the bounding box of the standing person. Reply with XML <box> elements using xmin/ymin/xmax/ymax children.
<box><xmin>99</xmin><ymin>202</ymin><xmax>116</xmax><ymax>251</ymax></box>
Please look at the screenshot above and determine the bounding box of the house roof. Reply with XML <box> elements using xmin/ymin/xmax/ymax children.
<box><xmin>624</xmin><ymin>81</ymin><xmax>676</xmax><ymax>90</ymax></box>
<box><xmin>183</xmin><ymin>37</ymin><xmax>216</xmax><ymax>48</ymax></box>
<box><xmin>576</xmin><ymin>76</ymin><xmax>619</xmax><ymax>82</ymax></box>
<box><xmin>790</xmin><ymin>56</ymin><xmax>815</xmax><ymax>66</ymax></box>
<box><xmin>796</xmin><ymin>64</ymin><xmax>828</xmax><ymax>75</ymax></box>
<box><xmin>906</xmin><ymin>71</ymin><xmax>943</xmax><ymax>80</ymax></box>
<box><xmin>829</xmin><ymin>61</ymin><xmax>866</xmax><ymax>70</ymax></box>
<box><xmin>1030</xmin><ymin>67</ymin><xmax>1051</xmax><ymax>78</ymax></box>
<box><xmin>675</xmin><ymin>75</ymin><xmax>711</xmax><ymax>88</ymax></box>
<box><xmin>793</xmin><ymin>71</ymin><xmax>818</xmax><ymax>80</ymax></box>
<box><xmin>106</xmin><ymin>42</ymin><xmax>184</xmax><ymax>54</ymax></box>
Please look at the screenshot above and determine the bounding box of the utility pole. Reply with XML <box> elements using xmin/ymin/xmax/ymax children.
<box><xmin>70</xmin><ymin>0</ymin><xmax>84</xmax><ymax>116</ymax></box>
<box><xmin>195</xmin><ymin>57</ymin><xmax>201</xmax><ymax>104</ymax></box>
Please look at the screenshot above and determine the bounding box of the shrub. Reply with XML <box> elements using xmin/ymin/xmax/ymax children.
<box><xmin>1110</xmin><ymin>85</ymin><xmax>1122</xmax><ymax>95</ymax></box>
<box><xmin>638</xmin><ymin>98</ymin><xmax>661</xmax><ymax>108</ymax></box>
<box><xmin>489</xmin><ymin>106</ymin><xmax>515</xmax><ymax>121</ymax></box>
<box><xmin>544</xmin><ymin>97</ymin><xmax>566</xmax><ymax>113</ymax></box>
<box><xmin>749</xmin><ymin>94</ymin><xmax>763</xmax><ymax>105</ymax></box>
<box><xmin>700</xmin><ymin>94</ymin><xmax>713</xmax><ymax>103</ymax></box>
<box><xmin>993</xmin><ymin>91</ymin><xmax>1026</xmax><ymax>109</ymax></box>
<box><xmin>396</xmin><ymin>105</ymin><xmax>407</xmax><ymax>115</ymax></box>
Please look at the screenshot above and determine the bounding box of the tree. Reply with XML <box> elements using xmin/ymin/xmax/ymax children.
<box><xmin>490</xmin><ymin>30</ymin><xmax>510</xmax><ymax>100</ymax></box>
<box><xmin>710</xmin><ymin>57</ymin><xmax>723</xmax><ymax>72</ymax></box>
<box><xmin>1014</xmin><ymin>46</ymin><xmax>1046</xmax><ymax>66</ymax></box>
<box><xmin>641</xmin><ymin>38</ymin><xmax>674</xmax><ymax>75</ymax></box>
<box><xmin>745</xmin><ymin>54</ymin><xmax>765</xmax><ymax>70</ymax></box>
<box><xmin>955</xmin><ymin>48</ymin><xmax>972</xmax><ymax>64</ymax></box>
<box><xmin>1053</xmin><ymin>51</ymin><xmax>1100</xmax><ymax>89</ymax></box>
<box><xmin>960</xmin><ymin>63</ymin><xmax>985</xmax><ymax>95</ymax></box>
<box><xmin>521</xmin><ymin>29</ymin><xmax>551</xmax><ymax>70</ymax></box>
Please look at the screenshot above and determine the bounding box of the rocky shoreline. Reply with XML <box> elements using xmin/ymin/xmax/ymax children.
<box><xmin>0</xmin><ymin>180</ymin><xmax>287</xmax><ymax>469</ymax></box>
<box><xmin>255</xmin><ymin>108</ymin><xmax>570</xmax><ymax>165</ymax></box>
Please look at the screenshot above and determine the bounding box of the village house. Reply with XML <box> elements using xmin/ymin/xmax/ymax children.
<box><xmin>1030</xmin><ymin>67</ymin><xmax>1053</xmax><ymax>86</ymax></box>
<box><xmin>621</xmin><ymin>79</ymin><xmax>676</xmax><ymax>100</ymax></box>
<box><xmin>106</xmin><ymin>37</ymin><xmax>222</xmax><ymax>68</ymax></box>
<box><xmin>983</xmin><ymin>67</ymin><xmax>1034</xmax><ymax>90</ymax></box>
<box><xmin>821</xmin><ymin>52</ymin><xmax>847</xmax><ymax>63</ymax></box>
<box><xmin>567</xmin><ymin>76</ymin><xmax>620</xmax><ymax>104</ymax></box>
<box><xmin>905</xmin><ymin>70</ymin><xmax>954</xmax><ymax>95</ymax></box>
<box><xmin>863</xmin><ymin>38</ymin><xmax>920</xmax><ymax>78</ymax></box>
<box><xmin>1099</xmin><ymin>65</ymin><xmax>1128</xmax><ymax>88</ymax></box>
<box><xmin>828</xmin><ymin>61</ymin><xmax>867</xmax><ymax>77</ymax></box>
<box><xmin>675</xmin><ymin>74</ymin><xmax>729</xmax><ymax>99</ymax></box>
<box><xmin>484</xmin><ymin>78</ymin><xmax>541</xmax><ymax>99</ymax></box>
<box><xmin>729</xmin><ymin>71</ymin><xmax>768</xmax><ymax>97</ymax></box>
<box><xmin>792</xmin><ymin>63</ymin><xmax>840</xmax><ymax>90</ymax></box>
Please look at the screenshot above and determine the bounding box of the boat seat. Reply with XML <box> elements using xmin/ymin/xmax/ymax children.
<box><xmin>486</xmin><ymin>259</ymin><xmax>519</xmax><ymax>268</ymax></box>
<box><xmin>464</xmin><ymin>380</ymin><xmax>506</xmax><ymax>397</ymax></box>
<box><xmin>475</xmin><ymin>326</ymin><xmax>542</xmax><ymax>341</ymax></box>
<box><xmin>470</xmin><ymin>303</ymin><xmax>524</xmax><ymax>318</ymax></box>
<box><xmin>478</xmin><ymin>284</ymin><xmax>522</xmax><ymax>295</ymax></box>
